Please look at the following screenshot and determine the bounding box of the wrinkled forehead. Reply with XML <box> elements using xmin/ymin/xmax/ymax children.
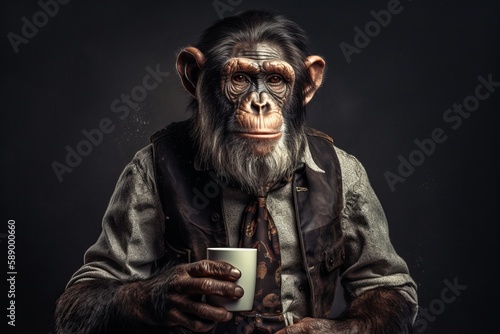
<box><xmin>230</xmin><ymin>42</ymin><xmax>284</xmax><ymax>61</ymax></box>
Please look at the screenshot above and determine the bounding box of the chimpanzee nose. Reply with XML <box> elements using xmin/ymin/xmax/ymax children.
<box><xmin>250</xmin><ymin>92</ymin><xmax>271</xmax><ymax>114</ymax></box>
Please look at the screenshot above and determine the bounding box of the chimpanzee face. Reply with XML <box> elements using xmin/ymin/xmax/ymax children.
<box><xmin>220</xmin><ymin>42</ymin><xmax>295</xmax><ymax>155</ymax></box>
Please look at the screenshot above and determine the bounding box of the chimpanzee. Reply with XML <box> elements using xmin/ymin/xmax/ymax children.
<box><xmin>55</xmin><ymin>10</ymin><xmax>417</xmax><ymax>334</ymax></box>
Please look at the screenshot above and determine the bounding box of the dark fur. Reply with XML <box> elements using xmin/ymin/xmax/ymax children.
<box><xmin>55</xmin><ymin>266</ymin><xmax>194</xmax><ymax>334</ymax></box>
<box><xmin>55</xmin><ymin>280</ymin><xmax>120</xmax><ymax>334</ymax></box>
<box><xmin>337</xmin><ymin>287</ymin><xmax>415</xmax><ymax>334</ymax></box>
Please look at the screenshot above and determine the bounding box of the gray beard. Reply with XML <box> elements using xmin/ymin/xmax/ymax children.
<box><xmin>192</xmin><ymin>108</ymin><xmax>305</xmax><ymax>195</ymax></box>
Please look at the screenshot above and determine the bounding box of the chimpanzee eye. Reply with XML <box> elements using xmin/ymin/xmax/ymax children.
<box><xmin>232</xmin><ymin>74</ymin><xmax>249</xmax><ymax>83</ymax></box>
<box><xmin>267</xmin><ymin>75</ymin><xmax>283</xmax><ymax>84</ymax></box>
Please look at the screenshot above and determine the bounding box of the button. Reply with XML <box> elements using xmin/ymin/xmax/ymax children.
<box><xmin>298</xmin><ymin>284</ymin><xmax>307</xmax><ymax>292</ymax></box>
<box><xmin>211</xmin><ymin>212</ymin><xmax>221</xmax><ymax>222</ymax></box>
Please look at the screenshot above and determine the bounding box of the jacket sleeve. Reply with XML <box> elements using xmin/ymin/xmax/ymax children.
<box><xmin>335</xmin><ymin>147</ymin><xmax>418</xmax><ymax>321</ymax></box>
<box><xmin>66</xmin><ymin>145</ymin><xmax>166</xmax><ymax>287</ymax></box>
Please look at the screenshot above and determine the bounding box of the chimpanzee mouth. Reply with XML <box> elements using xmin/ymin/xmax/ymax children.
<box><xmin>237</xmin><ymin>131</ymin><xmax>282</xmax><ymax>139</ymax></box>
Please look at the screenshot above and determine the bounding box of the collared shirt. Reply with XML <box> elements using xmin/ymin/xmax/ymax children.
<box><xmin>67</xmin><ymin>142</ymin><xmax>418</xmax><ymax>325</ymax></box>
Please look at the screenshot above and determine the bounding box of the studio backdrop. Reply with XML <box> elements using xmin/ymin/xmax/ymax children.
<box><xmin>1</xmin><ymin>0</ymin><xmax>499</xmax><ymax>333</ymax></box>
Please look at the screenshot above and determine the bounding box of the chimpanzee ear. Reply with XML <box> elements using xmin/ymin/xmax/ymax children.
<box><xmin>176</xmin><ymin>47</ymin><xmax>206</xmax><ymax>97</ymax></box>
<box><xmin>303</xmin><ymin>55</ymin><xmax>326</xmax><ymax>105</ymax></box>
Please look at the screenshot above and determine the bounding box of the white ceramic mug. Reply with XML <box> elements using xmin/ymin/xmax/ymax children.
<box><xmin>206</xmin><ymin>247</ymin><xmax>257</xmax><ymax>311</ymax></box>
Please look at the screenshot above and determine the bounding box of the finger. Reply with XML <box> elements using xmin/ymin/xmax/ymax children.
<box><xmin>182</xmin><ymin>276</ymin><xmax>244</xmax><ymax>299</ymax></box>
<box><xmin>186</xmin><ymin>260</ymin><xmax>241</xmax><ymax>280</ymax></box>
<box><xmin>177</xmin><ymin>298</ymin><xmax>233</xmax><ymax>323</ymax></box>
<box><xmin>165</xmin><ymin>307</ymin><xmax>218</xmax><ymax>332</ymax></box>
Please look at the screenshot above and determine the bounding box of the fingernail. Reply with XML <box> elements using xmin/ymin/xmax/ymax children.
<box><xmin>230</xmin><ymin>268</ymin><xmax>241</xmax><ymax>279</ymax></box>
<box><xmin>234</xmin><ymin>286</ymin><xmax>244</xmax><ymax>298</ymax></box>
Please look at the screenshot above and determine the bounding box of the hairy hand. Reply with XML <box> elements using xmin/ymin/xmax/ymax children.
<box><xmin>274</xmin><ymin>287</ymin><xmax>415</xmax><ymax>334</ymax></box>
<box><xmin>130</xmin><ymin>260</ymin><xmax>244</xmax><ymax>332</ymax></box>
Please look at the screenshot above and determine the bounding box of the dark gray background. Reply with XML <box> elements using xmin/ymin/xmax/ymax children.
<box><xmin>2</xmin><ymin>0</ymin><xmax>499</xmax><ymax>333</ymax></box>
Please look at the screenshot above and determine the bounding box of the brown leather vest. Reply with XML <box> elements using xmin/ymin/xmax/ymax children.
<box><xmin>150</xmin><ymin>119</ymin><xmax>344</xmax><ymax>318</ymax></box>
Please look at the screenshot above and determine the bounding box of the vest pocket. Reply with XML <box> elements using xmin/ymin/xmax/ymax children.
<box><xmin>323</xmin><ymin>241</ymin><xmax>344</xmax><ymax>272</ymax></box>
<box><xmin>164</xmin><ymin>239</ymin><xmax>191</xmax><ymax>263</ymax></box>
